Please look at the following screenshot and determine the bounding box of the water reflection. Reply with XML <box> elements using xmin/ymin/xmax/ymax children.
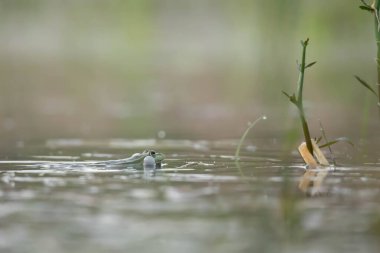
<box><xmin>297</xmin><ymin>141</ymin><xmax>331</xmax><ymax>196</ymax></box>
<box><xmin>299</xmin><ymin>169</ymin><xmax>329</xmax><ymax>196</ymax></box>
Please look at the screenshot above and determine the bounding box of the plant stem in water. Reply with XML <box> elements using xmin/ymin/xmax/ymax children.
<box><xmin>283</xmin><ymin>38</ymin><xmax>315</xmax><ymax>155</ymax></box>
<box><xmin>299</xmin><ymin>106</ymin><xmax>313</xmax><ymax>155</ymax></box>
<box><xmin>234</xmin><ymin>115</ymin><xmax>266</xmax><ymax>180</ymax></box>
<box><xmin>235</xmin><ymin>115</ymin><xmax>266</xmax><ymax>160</ymax></box>
<box><xmin>296</xmin><ymin>39</ymin><xmax>313</xmax><ymax>155</ymax></box>
<box><xmin>374</xmin><ymin>0</ymin><xmax>380</xmax><ymax>112</ymax></box>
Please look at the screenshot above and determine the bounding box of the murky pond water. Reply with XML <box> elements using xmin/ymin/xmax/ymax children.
<box><xmin>1</xmin><ymin>138</ymin><xmax>380</xmax><ymax>253</ymax></box>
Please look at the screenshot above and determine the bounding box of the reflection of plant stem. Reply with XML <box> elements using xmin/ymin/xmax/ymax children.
<box><xmin>234</xmin><ymin>115</ymin><xmax>266</xmax><ymax>178</ymax></box>
<box><xmin>234</xmin><ymin>160</ymin><xmax>247</xmax><ymax>180</ymax></box>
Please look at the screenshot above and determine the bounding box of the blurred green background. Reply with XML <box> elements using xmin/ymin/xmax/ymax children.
<box><xmin>0</xmin><ymin>0</ymin><xmax>378</xmax><ymax>142</ymax></box>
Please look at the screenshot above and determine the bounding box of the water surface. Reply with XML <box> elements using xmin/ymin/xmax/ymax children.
<box><xmin>0</xmin><ymin>138</ymin><xmax>379</xmax><ymax>253</ymax></box>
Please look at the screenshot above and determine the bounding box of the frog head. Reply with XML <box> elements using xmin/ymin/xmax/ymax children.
<box><xmin>143</xmin><ymin>150</ymin><xmax>165</xmax><ymax>167</ymax></box>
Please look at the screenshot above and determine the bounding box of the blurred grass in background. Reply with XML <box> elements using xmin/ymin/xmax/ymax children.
<box><xmin>0</xmin><ymin>0</ymin><xmax>377</xmax><ymax>143</ymax></box>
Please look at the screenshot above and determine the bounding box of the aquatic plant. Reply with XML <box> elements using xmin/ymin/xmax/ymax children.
<box><xmin>282</xmin><ymin>38</ymin><xmax>315</xmax><ymax>155</ymax></box>
<box><xmin>234</xmin><ymin>115</ymin><xmax>266</xmax><ymax>179</ymax></box>
<box><xmin>283</xmin><ymin>39</ymin><xmax>353</xmax><ymax>163</ymax></box>
<box><xmin>356</xmin><ymin>0</ymin><xmax>380</xmax><ymax>109</ymax></box>
<box><xmin>234</xmin><ymin>115</ymin><xmax>266</xmax><ymax>160</ymax></box>
<box><xmin>318</xmin><ymin>120</ymin><xmax>335</xmax><ymax>165</ymax></box>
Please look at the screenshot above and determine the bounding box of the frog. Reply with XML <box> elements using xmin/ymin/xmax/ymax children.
<box><xmin>98</xmin><ymin>150</ymin><xmax>165</xmax><ymax>169</ymax></box>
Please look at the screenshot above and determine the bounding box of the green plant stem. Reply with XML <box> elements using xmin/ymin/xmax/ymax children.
<box><xmin>298</xmin><ymin>106</ymin><xmax>313</xmax><ymax>155</ymax></box>
<box><xmin>296</xmin><ymin>40</ymin><xmax>307</xmax><ymax>103</ymax></box>
<box><xmin>283</xmin><ymin>39</ymin><xmax>314</xmax><ymax>155</ymax></box>
<box><xmin>234</xmin><ymin>115</ymin><xmax>266</xmax><ymax>180</ymax></box>
<box><xmin>375</xmin><ymin>0</ymin><xmax>380</xmax><ymax>111</ymax></box>
<box><xmin>296</xmin><ymin>39</ymin><xmax>313</xmax><ymax>155</ymax></box>
<box><xmin>235</xmin><ymin>115</ymin><xmax>266</xmax><ymax>160</ymax></box>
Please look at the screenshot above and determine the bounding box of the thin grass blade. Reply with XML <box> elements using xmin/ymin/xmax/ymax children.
<box><xmin>319</xmin><ymin>137</ymin><xmax>354</xmax><ymax>149</ymax></box>
<box><xmin>315</xmin><ymin>136</ymin><xmax>322</xmax><ymax>144</ymax></box>
<box><xmin>305</xmin><ymin>61</ymin><xmax>317</xmax><ymax>68</ymax></box>
<box><xmin>282</xmin><ymin>91</ymin><xmax>291</xmax><ymax>99</ymax></box>
<box><xmin>282</xmin><ymin>91</ymin><xmax>297</xmax><ymax>104</ymax></box>
<box><xmin>354</xmin><ymin>75</ymin><xmax>378</xmax><ymax>97</ymax></box>
<box><xmin>318</xmin><ymin>120</ymin><xmax>336</xmax><ymax>167</ymax></box>
<box><xmin>235</xmin><ymin>115</ymin><xmax>266</xmax><ymax>160</ymax></box>
<box><xmin>234</xmin><ymin>115</ymin><xmax>266</xmax><ymax>179</ymax></box>
<box><xmin>360</xmin><ymin>5</ymin><xmax>374</xmax><ymax>12</ymax></box>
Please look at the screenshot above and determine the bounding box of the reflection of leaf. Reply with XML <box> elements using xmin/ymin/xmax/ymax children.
<box><xmin>305</xmin><ymin>61</ymin><xmax>317</xmax><ymax>68</ymax></box>
<box><xmin>354</xmin><ymin>75</ymin><xmax>378</xmax><ymax>97</ymax></box>
<box><xmin>319</xmin><ymin>137</ymin><xmax>354</xmax><ymax>149</ymax></box>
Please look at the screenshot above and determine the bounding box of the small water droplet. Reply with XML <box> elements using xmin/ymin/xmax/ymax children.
<box><xmin>157</xmin><ymin>130</ymin><xmax>166</xmax><ymax>139</ymax></box>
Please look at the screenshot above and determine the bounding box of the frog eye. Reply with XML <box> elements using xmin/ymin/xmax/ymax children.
<box><xmin>149</xmin><ymin>150</ymin><xmax>156</xmax><ymax>156</ymax></box>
